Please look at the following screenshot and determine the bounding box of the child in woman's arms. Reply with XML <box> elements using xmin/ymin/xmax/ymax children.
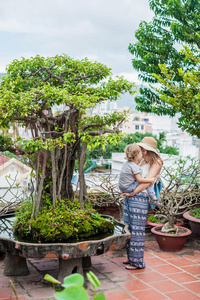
<box><xmin>119</xmin><ymin>143</ymin><xmax>162</xmax><ymax>207</ymax></box>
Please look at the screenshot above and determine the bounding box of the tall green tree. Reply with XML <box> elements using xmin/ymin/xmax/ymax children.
<box><xmin>0</xmin><ymin>55</ymin><xmax>135</xmax><ymax>214</ymax></box>
<box><xmin>129</xmin><ymin>0</ymin><xmax>200</xmax><ymax>116</ymax></box>
<box><xmin>153</xmin><ymin>46</ymin><xmax>200</xmax><ymax>138</ymax></box>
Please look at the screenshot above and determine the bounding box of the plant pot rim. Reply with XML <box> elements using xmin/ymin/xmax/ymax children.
<box><xmin>183</xmin><ymin>210</ymin><xmax>200</xmax><ymax>223</ymax></box>
<box><xmin>151</xmin><ymin>225</ymin><xmax>192</xmax><ymax>237</ymax></box>
<box><xmin>147</xmin><ymin>218</ymin><xmax>184</xmax><ymax>227</ymax></box>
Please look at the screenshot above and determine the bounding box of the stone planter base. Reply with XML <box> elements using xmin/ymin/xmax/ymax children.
<box><xmin>0</xmin><ymin>216</ymin><xmax>130</xmax><ymax>281</ymax></box>
<box><xmin>3</xmin><ymin>253</ymin><xmax>30</xmax><ymax>276</ymax></box>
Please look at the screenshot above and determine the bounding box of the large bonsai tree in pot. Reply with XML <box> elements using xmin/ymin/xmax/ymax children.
<box><xmin>0</xmin><ymin>54</ymin><xmax>135</xmax><ymax>242</ymax></box>
<box><xmin>150</xmin><ymin>156</ymin><xmax>200</xmax><ymax>251</ymax></box>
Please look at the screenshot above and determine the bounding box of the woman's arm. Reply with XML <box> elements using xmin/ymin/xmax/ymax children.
<box><xmin>135</xmin><ymin>173</ymin><xmax>155</xmax><ymax>184</ymax></box>
<box><xmin>123</xmin><ymin>161</ymin><xmax>162</xmax><ymax>197</ymax></box>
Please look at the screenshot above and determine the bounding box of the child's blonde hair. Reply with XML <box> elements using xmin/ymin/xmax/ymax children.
<box><xmin>124</xmin><ymin>143</ymin><xmax>141</xmax><ymax>162</ymax></box>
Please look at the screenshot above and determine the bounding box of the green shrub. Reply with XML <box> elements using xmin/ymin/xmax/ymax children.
<box><xmin>14</xmin><ymin>199</ymin><xmax>114</xmax><ymax>243</ymax></box>
<box><xmin>190</xmin><ymin>207</ymin><xmax>200</xmax><ymax>219</ymax></box>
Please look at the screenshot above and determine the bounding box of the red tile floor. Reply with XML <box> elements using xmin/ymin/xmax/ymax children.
<box><xmin>0</xmin><ymin>233</ymin><xmax>200</xmax><ymax>300</ymax></box>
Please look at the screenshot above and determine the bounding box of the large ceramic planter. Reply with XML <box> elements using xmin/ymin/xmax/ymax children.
<box><xmin>183</xmin><ymin>211</ymin><xmax>200</xmax><ymax>238</ymax></box>
<box><xmin>147</xmin><ymin>218</ymin><xmax>184</xmax><ymax>228</ymax></box>
<box><xmin>151</xmin><ymin>225</ymin><xmax>192</xmax><ymax>252</ymax></box>
<box><xmin>0</xmin><ymin>214</ymin><xmax>130</xmax><ymax>281</ymax></box>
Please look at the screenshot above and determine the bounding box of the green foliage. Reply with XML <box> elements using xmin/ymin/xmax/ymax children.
<box><xmin>13</xmin><ymin>199</ymin><xmax>114</xmax><ymax>242</ymax></box>
<box><xmin>190</xmin><ymin>207</ymin><xmax>200</xmax><ymax>219</ymax></box>
<box><xmin>152</xmin><ymin>46</ymin><xmax>200</xmax><ymax>137</ymax></box>
<box><xmin>129</xmin><ymin>0</ymin><xmax>200</xmax><ymax>118</ymax></box>
<box><xmin>0</xmin><ymin>135</ymin><xmax>15</xmax><ymax>152</ymax></box>
<box><xmin>0</xmin><ymin>54</ymin><xmax>136</xmax><ymax>210</ymax></box>
<box><xmin>44</xmin><ymin>271</ymin><xmax>105</xmax><ymax>300</ymax></box>
<box><xmin>148</xmin><ymin>214</ymin><xmax>163</xmax><ymax>224</ymax></box>
<box><xmin>86</xmin><ymin>132</ymin><xmax>179</xmax><ymax>160</ymax></box>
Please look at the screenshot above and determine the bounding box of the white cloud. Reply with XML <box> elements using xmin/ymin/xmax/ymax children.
<box><xmin>0</xmin><ymin>0</ymin><xmax>154</xmax><ymax>79</ymax></box>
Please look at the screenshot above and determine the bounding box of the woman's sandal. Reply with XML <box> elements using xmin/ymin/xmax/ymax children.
<box><xmin>123</xmin><ymin>259</ymin><xmax>131</xmax><ymax>264</ymax></box>
<box><xmin>125</xmin><ymin>264</ymin><xmax>139</xmax><ymax>270</ymax></box>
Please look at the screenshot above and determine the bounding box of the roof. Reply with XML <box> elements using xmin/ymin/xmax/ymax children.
<box><xmin>0</xmin><ymin>155</ymin><xmax>11</xmax><ymax>166</ymax></box>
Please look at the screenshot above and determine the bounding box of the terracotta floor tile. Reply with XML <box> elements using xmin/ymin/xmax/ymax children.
<box><xmin>93</xmin><ymin>262</ymin><xmax>123</xmax><ymax>273</ymax></box>
<box><xmin>125</xmin><ymin>266</ymin><xmax>153</xmax><ymax>274</ymax></box>
<box><xmin>1</xmin><ymin>298</ymin><xmax>29</xmax><ymax>300</ymax></box>
<box><xmin>183</xmin><ymin>281</ymin><xmax>200</xmax><ymax>294</ymax></box>
<box><xmin>27</xmin><ymin>287</ymin><xmax>55</xmax><ymax>299</ymax></box>
<box><xmin>154</xmin><ymin>252</ymin><xmax>182</xmax><ymax>259</ymax></box>
<box><xmin>0</xmin><ymin>287</ymin><xmax>17</xmax><ymax>299</ymax></box>
<box><xmin>152</xmin><ymin>264</ymin><xmax>182</xmax><ymax>274</ymax></box>
<box><xmin>144</xmin><ymin>251</ymin><xmax>155</xmax><ymax>258</ymax></box>
<box><xmin>145</xmin><ymin>257</ymin><xmax>168</xmax><ymax>266</ymax></box>
<box><xmin>104</xmin><ymin>289</ymin><xmax>133</xmax><ymax>300</ymax></box>
<box><xmin>181</xmin><ymin>264</ymin><xmax>200</xmax><ymax>275</ymax></box>
<box><xmin>130</xmin><ymin>288</ymin><xmax>167</xmax><ymax>300</ymax></box>
<box><xmin>103</xmin><ymin>250</ymin><xmax>126</xmax><ymax>259</ymax></box>
<box><xmin>107</xmin><ymin>270</ymin><xmax>136</xmax><ymax>282</ymax></box>
<box><xmin>168</xmin><ymin>272</ymin><xmax>198</xmax><ymax>283</ymax></box>
<box><xmin>167</xmin><ymin>257</ymin><xmax>195</xmax><ymax>267</ymax></box>
<box><xmin>135</xmin><ymin>271</ymin><xmax>167</xmax><ymax>283</ymax></box>
<box><xmin>110</xmin><ymin>256</ymin><xmax>129</xmax><ymax>265</ymax></box>
<box><xmin>149</xmin><ymin>279</ymin><xmax>184</xmax><ymax>293</ymax></box>
<box><xmin>119</xmin><ymin>279</ymin><xmax>150</xmax><ymax>292</ymax></box>
<box><xmin>0</xmin><ymin>277</ymin><xmax>11</xmax><ymax>287</ymax></box>
<box><xmin>92</xmin><ymin>278</ymin><xmax>117</xmax><ymax>291</ymax></box>
<box><xmin>92</xmin><ymin>255</ymin><xmax>109</xmax><ymax>264</ymax></box>
<box><xmin>166</xmin><ymin>289</ymin><xmax>200</xmax><ymax>300</ymax></box>
<box><xmin>184</xmin><ymin>253</ymin><xmax>200</xmax><ymax>261</ymax></box>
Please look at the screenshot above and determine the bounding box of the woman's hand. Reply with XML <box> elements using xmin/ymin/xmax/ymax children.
<box><xmin>122</xmin><ymin>192</ymin><xmax>134</xmax><ymax>197</ymax></box>
<box><xmin>149</xmin><ymin>177</ymin><xmax>156</xmax><ymax>184</ymax></box>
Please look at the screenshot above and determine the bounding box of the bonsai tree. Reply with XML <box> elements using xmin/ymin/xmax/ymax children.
<box><xmin>155</xmin><ymin>156</ymin><xmax>200</xmax><ymax>233</ymax></box>
<box><xmin>0</xmin><ymin>54</ymin><xmax>135</xmax><ymax>241</ymax></box>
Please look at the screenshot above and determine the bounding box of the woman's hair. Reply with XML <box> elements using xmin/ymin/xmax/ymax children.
<box><xmin>145</xmin><ymin>150</ymin><xmax>163</xmax><ymax>166</ymax></box>
<box><xmin>124</xmin><ymin>143</ymin><xmax>141</xmax><ymax>162</ymax></box>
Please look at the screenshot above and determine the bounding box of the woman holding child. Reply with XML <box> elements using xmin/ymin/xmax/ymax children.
<box><xmin>119</xmin><ymin>136</ymin><xmax>163</xmax><ymax>270</ymax></box>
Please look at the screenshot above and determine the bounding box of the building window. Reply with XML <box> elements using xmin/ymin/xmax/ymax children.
<box><xmin>141</xmin><ymin>125</ymin><xmax>144</xmax><ymax>130</ymax></box>
<box><xmin>135</xmin><ymin>125</ymin><xmax>139</xmax><ymax>130</ymax></box>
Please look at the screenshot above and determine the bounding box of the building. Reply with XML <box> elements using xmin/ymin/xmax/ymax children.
<box><xmin>0</xmin><ymin>155</ymin><xmax>32</xmax><ymax>203</ymax></box>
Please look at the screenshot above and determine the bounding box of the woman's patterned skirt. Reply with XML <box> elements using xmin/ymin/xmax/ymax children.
<box><xmin>123</xmin><ymin>192</ymin><xmax>149</xmax><ymax>269</ymax></box>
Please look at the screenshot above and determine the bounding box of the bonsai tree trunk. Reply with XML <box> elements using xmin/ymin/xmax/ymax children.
<box><xmin>161</xmin><ymin>215</ymin><xmax>178</xmax><ymax>233</ymax></box>
<box><xmin>78</xmin><ymin>142</ymin><xmax>88</xmax><ymax>209</ymax></box>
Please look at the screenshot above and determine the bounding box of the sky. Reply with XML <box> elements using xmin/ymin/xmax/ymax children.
<box><xmin>0</xmin><ymin>0</ymin><xmax>154</xmax><ymax>85</ymax></box>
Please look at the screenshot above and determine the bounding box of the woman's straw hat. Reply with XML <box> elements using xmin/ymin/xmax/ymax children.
<box><xmin>137</xmin><ymin>137</ymin><xmax>159</xmax><ymax>154</ymax></box>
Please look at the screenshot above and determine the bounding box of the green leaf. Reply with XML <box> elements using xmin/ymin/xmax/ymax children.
<box><xmin>44</xmin><ymin>274</ymin><xmax>61</xmax><ymax>284</ymax></box>
<box><xmin>54</xmin><ymin>285</ymin><xmax>89</xmax><ymax>300</ymax></box>
<box><xmin>62</xmin><ymin>273</ymin><xmax>84</xmax><ymax>288</ymax></box>
<box><xmin>87</xmin><ymin>271</ymin><xmax>100</xmax><ymax>288</ymax></box>
<box><xmin>94</xmin><ymin>292</ymin><xmax>106</xmax><ymax>300</ymax></box>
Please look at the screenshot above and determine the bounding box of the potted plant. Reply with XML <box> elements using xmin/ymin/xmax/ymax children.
<box><xmin>151</xmin><ymin>156</ymin><xmax>200</xmax><ymax>251</ymax></box>
<box><xmin>147</xmin><ymin>214</ymin><xmax>184</xmax><ymax>228</ymax></box>
<box><xmin>0</xmin><ymin>55</ymin><xmax>135</xmax><ymax>277</ymax></box>
<box><xmin>183</xmin><ymin>207</ymin><xmax>200</xmax><ymax>238</ymax></box>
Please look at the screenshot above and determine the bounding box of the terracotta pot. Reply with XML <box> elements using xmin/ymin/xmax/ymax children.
<box><xmin>151</xmin><ymin>225</ymin><xmax>192</xmax><ymax>252</ymax></box>
<box><xmin>147</xmin><ymin>218</ymin><xmax>184</xmax><ymax>228</ymax></box>
<box><xmin>183</xmin><ymin>211</ymin><xmax>200</xmax><ymax>238</ymax></box>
